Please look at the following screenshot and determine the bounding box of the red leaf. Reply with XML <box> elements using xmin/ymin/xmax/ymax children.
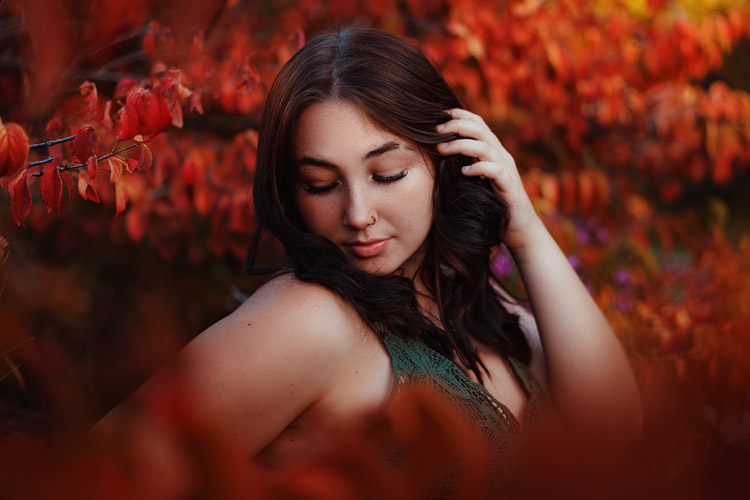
<box><xmin>189</xmin><ymin>32</ymin><xmax>204</xmax><ymax>60</ymax></box>
<box><xmin>78</xmin><ymin>81</ymin><xmax>98</xmax><ymax>117</ymax></box>
<box><xmin>117</xmin><ymin>103</ymin><xmax>139</xmax><ymax>141</ymax></box>
<box><xmin>236</xmin><ymin>59</ymin><xmax>259</xmax><ymax>94</ymax></box>
<box><xmin>125</xmin><ymin>209</ymin><xmax>146</xmax><ymax>241</ymax></box>
<box><xmin>115</xmin><ymin>179</ymin><xmax>128</xmax><ymax>217</ymax></box>
<box><xmin>103</xmin><ymin>100</ymin><xmax>113</xmax><ymax>130</ymax></box>
<box><xmin>114</xmin><ymin>78</ymin><xmax>139</xmax><ymax>100</ymax></box>
<box><xmin>60</xmin><ymin>170</ymin><xmax>74</xmax><ymax>200</ymax></box>
<box><xmin>143</xmin><ymin>31</ymin><xmax>155</xmax><ymax>57</ymax></box>
<box><xmin>9</xmin><ymin>174</ymin><xmax>32</xmax><ymax>226</ymax></box>
<box><xmin>87</xmin><ymin>155</ymin><xmax>98</xmax><ymax>179</ymax></box>
<box><xmin>0</xmin><ymin>118</ymin><xmax>30</xmax><ymax>178</ymax></box>
<box><xmin>71</xmin><ymin>126</ymin><xmax>94</xmax><ymax>163</ymax></box>
<box><xmin>117</xmin><ymin>89</ymin><xmax>172</xmax><ymax>140</ymax></box>
<box><xmin>40</xmin><ymin>159</ymin><xmax>62</xmax><ymax>213</ymax></box>
<box><xmin>137</xmin><ymin>91</ymin><xmax>172</xmax><ymax>138</ymax></box>
<box><xmin>125</xmin><ymin>158</ymin><xmax>139</xmax><ymax>173</ymax></box>
<box><xmin>77</xmin><ymin>170</ymin><xmax>100</xmax><ymax>203</ymax></box>
<box><xmin>135</xmin><ymin>144</ymin><xmax>153</xmax><ymax>171</ymax></box>
<box><xmin>190</xmin><ymin>91</ymin><xmax>204</xmax><ymax>114</ymax></box>
<box><xmin>45</xmin><ymin>117</ymin><xmax>62</xmax><ymax>135</ymax></box>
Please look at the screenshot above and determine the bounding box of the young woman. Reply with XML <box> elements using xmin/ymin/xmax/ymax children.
<box><xmin>94</xmin><ymin>27</ymin><xmax>642</xmax><ymax>496</ymax></box>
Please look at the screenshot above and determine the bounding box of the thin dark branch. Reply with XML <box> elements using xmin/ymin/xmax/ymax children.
<box><xmin>29</xmin><ymin>143</ymin><xmax>141</xmax><ymax>177</ymax></box>
<box><xmin>28</xmin><ymin>157</ymin><xmax>55</xmax><ymax>168</ymax></box>
<box><xmin>29</xmin><ymin>134</ymin><xmax>78</xmax><ymax>149</ymax></box>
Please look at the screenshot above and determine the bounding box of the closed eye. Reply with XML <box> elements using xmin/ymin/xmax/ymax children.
<box><xmin>373</xmin><ymin>170</ymin><xmax>407</xmax><ymax>183</ymax></box>
<box><xmin>302</xmin><ymin>182</ymin><xmax>338</xmax><ymax>194</ymax></box>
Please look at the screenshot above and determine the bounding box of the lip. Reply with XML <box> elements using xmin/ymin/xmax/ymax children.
<box><xmin>345</xmin><ymin>238</ymin><xmax>390</xmax><ymax>258</ymax></box>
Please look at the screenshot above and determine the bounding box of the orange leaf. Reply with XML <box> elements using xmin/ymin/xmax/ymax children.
<box><xmin>125</xmin><ymin>158</ymin><xmax>139</xmax><ymax>173</ymax></box>
<box><xmin>115</xmin><ymin>179</ymin><xmax>128</xmax><ymax>217</ymax></box>
<box><xmin>125</xmin><ymin>209</ymin><xmax>147</xmax><ymax>241</ymax></box>
<box><xmin>71</xmin><ymin>126</ymin><xmax>94</xmax><ymax>163</ymax></box>
<box><xmin>0</xmin><ymin>118</ymin><xmax>30</xmax><ymax>178</ymax></box>
<box><xmin>108</xmin><ymin>156</ymin><xmax>124</xmax><ymax>183</ymax></box>
<box><xmin>560</xmin><ymin>171</ymin><xmax>577</xmax><ymax>214</ymax></box>
<box><xmin>578</xmin><ymin>171</ymin><xmax>595</xmax><ymax>213</ymax></box>
<box><xmin>87</xmin><ymin>155</ymin><xmax>98</xmax><ymax>179</ymax></box>
<box><xmin>540</xmin><ymin>174</ymin><xmax>561</xmax><ymax>210</ymax></box>
<box><xmin>9</xmin><ymin>174</ymin><xmax>32</xmax><ymax>226</ymax></box>
<box><xmin>171</xmin><ymin>101</ymin><xmax>184</xmax><ymax>129</ymax></box>
<box><xmin>40</xmin><ymin>159</ymin><xmax>62</xmax><ymax>213</ymax></box>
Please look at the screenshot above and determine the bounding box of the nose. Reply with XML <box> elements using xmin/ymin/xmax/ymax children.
<box><xmin>342</xmin><ymin>185</ymin><xmax>375</xmax><ymax>230</ymax></box>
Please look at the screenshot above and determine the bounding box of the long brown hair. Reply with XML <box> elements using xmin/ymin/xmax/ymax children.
<box><xmin>248</xmin><ymin>27</ymin><xmax>530</xmax><ymax>379</ymax></box>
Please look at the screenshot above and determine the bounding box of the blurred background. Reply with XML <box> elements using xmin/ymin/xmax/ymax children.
<box><xmin>1</xmin><ymin>0</ymin><xmax>749</xmax><ymax>493</ymax></box>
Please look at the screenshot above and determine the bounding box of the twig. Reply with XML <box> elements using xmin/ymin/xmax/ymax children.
<box><xmin>29</xmin><ymin>143</ymin><xmax>142</xmax><ymax>177</ymax></box>
<box><xmin>28</xmin><ymin>134</ymin><xmax>77</xmax><ymax>149</ymax></box>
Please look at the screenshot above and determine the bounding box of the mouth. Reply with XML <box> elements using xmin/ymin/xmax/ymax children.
<box><xmin>344</xmin><ymin>238</ymin><xmax>390</xmax><ymax>258</ymax></box>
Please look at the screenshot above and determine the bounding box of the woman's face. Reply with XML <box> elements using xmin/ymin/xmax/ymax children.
<box><xmin>293</xmin><ymin>99</ymin><xmax>435</xmax><ymax>277</ymax></box>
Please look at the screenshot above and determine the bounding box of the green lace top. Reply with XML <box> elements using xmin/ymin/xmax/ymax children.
<box><xmin>382</xmin><ymin>333</ymin><xmax>548</xmax><ymax>431</ymax></box>
<box><xmin>381</xmin><ymin>332</ymin><xmax>549</xmax><ymax>494</ymax></box>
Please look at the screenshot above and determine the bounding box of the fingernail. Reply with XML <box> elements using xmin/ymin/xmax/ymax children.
<box><xmin>462</xmin><ymin>165</ymin><xmax>471</xmax><ymax>172</ymax></box>
<box><xmin>436</xmin><ymin>124</ymin><xmax>445</xmax><ymax>132</ymax></box>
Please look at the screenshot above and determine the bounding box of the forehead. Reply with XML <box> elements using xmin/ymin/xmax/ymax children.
<box><xmin>293</xmin><ymin>100</ymin><xmax>421</xmax><ymax>162</ymax></box>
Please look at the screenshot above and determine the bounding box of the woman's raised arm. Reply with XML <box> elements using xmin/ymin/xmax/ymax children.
<box><xmin>437</xmin><ymin>109</ymin><xmax>643</xmax><ymax>440</ymax></box>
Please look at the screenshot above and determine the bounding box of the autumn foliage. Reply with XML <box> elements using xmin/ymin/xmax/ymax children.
<box><xmin>1</xmin><ymin>0</ymin><xmax>750</xmax><ymax>496</ymax></box>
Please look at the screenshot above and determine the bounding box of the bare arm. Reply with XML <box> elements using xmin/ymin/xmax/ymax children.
<box><xmin>437</xmin><ymin>109</ymin><xmax>643</xmax><ymax>440</ymax></box>
<box><xmin>91</xmin><ymin>276</ymin><xmax>361</xmax><ymax>497</ymax></box>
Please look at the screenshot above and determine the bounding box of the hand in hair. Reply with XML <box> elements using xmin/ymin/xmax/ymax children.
<box><xmin>437</xmin><ymin>109</ymin><xmax>643</xmax><ymax>440</ymax></box>
<box><xmin>435</xmin><ymin>108</ymin><xmax>540</xmax><ymax>253</ymax></box>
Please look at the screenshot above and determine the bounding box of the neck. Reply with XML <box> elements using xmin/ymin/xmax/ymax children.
<box><xmin>410</xmin><ymin>269</ymin><xmax>442</xmax><ymax>327</ymax></box>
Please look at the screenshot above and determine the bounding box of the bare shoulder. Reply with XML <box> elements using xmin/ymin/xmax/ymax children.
<box><xmin>219</xmin><ymin>272</ymin><xmax>366</xmax><ymax>353</ymax></box>
<box><xmin>118</xmin><ymin>274</ymin><xmax>366</xmax><ymax>455</ymax></box>
<box><xmin>185</xmin><ymin>272</ymin><xmax>369</xmax><ymax>411</ymax></box>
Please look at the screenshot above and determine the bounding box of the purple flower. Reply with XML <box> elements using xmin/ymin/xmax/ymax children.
<box><xmin>615</xmin><ymin>268</ymin><xmax>632</xmax><ymax>285</ymax></box>
<box><xmin>491</xmin><ymin>250</ymin><xmax>513</xmax><ymax>278</ymax></box>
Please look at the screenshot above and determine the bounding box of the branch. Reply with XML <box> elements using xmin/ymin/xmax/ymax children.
<box><xmin>28</xmin><ymin>134</ymin><xmax>77</xmax><ymax>149</ymax></box>
<box><xmin>29</xmin><ymin>143</ymin><xmax>142</xmax><ymax>177</ymax></box>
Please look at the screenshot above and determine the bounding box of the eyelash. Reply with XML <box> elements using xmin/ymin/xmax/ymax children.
<box><xmin>302</xmin><ymin>170</ymin><xmax>408</xmax><ymax>194</ymax></box>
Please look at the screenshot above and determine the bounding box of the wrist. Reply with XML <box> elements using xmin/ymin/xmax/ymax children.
<box><xmin>504</xmin><ymin>213</ymin><xmax>549</xmax><ymax>259</ymax></box>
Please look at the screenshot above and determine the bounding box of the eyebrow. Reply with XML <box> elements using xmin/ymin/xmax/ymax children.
<box><xmin>298</xmin><ymin>141</ymin><xmax>403</xmax><ymax>168</ymax></box>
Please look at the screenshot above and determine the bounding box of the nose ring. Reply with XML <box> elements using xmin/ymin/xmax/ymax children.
<box><xmin>370</xmin><ymin>214</ymin><xmax>378</xmax><ymax>225</ymax></box>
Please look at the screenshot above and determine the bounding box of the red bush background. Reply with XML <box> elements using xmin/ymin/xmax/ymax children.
<box><xmin>1</xmin><ymin>0</ymin><xmax>750</xmax><ymax>496</ymax></box>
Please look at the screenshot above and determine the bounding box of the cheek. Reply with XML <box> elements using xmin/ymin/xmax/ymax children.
<box><xmin>406</xmin><ymin>180</ymin><xmax>435</xmax><ymax>228</ymax></box>
<box><xmin>295</xmin><ymin>197</ymin><xmax>336</xmax><ymax>234</ymax></box>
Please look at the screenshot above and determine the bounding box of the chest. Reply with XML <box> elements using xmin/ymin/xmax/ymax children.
<box><xmin>257</xmin><ymin>333</ymin><xmax>530</xmax><ymax>466</ymax></box>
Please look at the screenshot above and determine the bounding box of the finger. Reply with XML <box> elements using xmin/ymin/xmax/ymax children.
<box><xmin>436</xmin><ymin>138</ymin><xmax>499</xmax><ymax>161</ymax></box>
<box><xmin>437</xmin><ymin>119</ymin><xmax>500</xmax><ymax>148</ymax></box>
<box><xmin>446</xmin><ymin>108</ymin><xmax>483</xmax><ymax>123</ymax></box>
<box><xmin>460</xmin><ymin>161</ymin><xmax>516</xmax><ymax>191</ymax></box>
